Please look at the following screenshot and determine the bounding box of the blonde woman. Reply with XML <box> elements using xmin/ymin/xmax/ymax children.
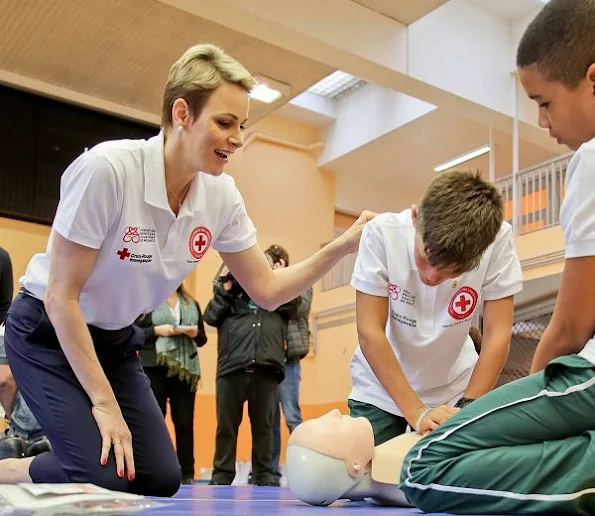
<box><xmin>2</xmin><ymin>44</ymin><xmax>373</xmax><ymax>494</ymax></box>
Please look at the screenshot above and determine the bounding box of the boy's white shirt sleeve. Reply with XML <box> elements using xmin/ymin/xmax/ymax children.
<box><xmin>481</xmin><ymin>224</ymin><xmax>523</xmax><ymax>301</ymax></box>
<box><xmin>561</xmin><ymin>145</ymin><xmax>595</xmax><ymax>258</ymax></box>
<box><xmin>52</xmin><ymin>153</ymin><xmax>121</xmax><ymax>250</ymax></box>
<box><xmin>350</xmin><ymin>221</ymin><xmax>389</xmax><ymax>297</ymax></box>
<box><xmin>212</xmin><ymin>182</ymin><xmax>257</xmax><ymax>254</ymax></box>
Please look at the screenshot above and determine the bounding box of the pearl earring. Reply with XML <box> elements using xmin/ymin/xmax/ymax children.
<box><xmin>353</xmin><ymin>463</ymin><xmax>361</xmax><ymax>472</ymax></box>
<box><xmin>176</xmin><ymin>125</ymin><xmax>183</xmax><ymax>134</ymax></box>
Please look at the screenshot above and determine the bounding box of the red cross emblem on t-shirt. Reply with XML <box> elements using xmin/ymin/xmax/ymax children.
<box><xmin>188</xmin><ymin>226</ymin><xmax>212</xmax><ymax>260</ymax></box>
<box><xmin>448</xmin><ymin>286</ymin><xmax>478</xmax><ymax>320</ymax></box>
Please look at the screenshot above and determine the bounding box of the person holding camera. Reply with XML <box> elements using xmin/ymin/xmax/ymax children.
<box><xmin>205</xmin><ymin>245</ymin><xmax>299</xmax><ymax>486</ymax></box>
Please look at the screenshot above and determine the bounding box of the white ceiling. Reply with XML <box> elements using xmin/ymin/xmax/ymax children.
<box><xmin>354</xmin><ymin>0</ymin><xmax>543</xmax><ymax>25</ymax></box>
<box><xmin>350</xmin><ymin>0</ymin><xmax>450</xmax><ymax>24</ymax></box>
<box><xmin>276</xmin><ymin>102</ymin><xmax>335</xmax><ymax>128</ymax></box>
<box><xmin>466</xmin><ymin>0</ymin><xmax>542</xmax><ymax>20</ymax></box>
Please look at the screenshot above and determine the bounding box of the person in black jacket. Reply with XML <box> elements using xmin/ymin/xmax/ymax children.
<box><xmin>205</xmin><ymin>245</ymin><xmax>300</xmax><ymax>486</ymax></box>
<box><xmin>135</xmin><ymin>283</ymin><xmax>207</xmax><ymax>485</ymax></box>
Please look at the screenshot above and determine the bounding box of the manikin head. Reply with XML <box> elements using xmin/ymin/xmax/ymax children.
<box><xmin>285</xmin><ymin>409</ymin><xmax>374</xmax><ymax>506</ymax></box>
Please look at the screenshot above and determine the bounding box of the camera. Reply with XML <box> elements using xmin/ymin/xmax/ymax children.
<box><xmin>264</xmin><ymin>245</ymin><xmax>289</xmax><ymax>269</ymax></box>
<box><xmin>212</xmin><ymin>263</ymin><xmax>243</xmax><ymax>297</ymax></box>
<box><xmin>213</xmin><ymin>263</ymin><xmax>235</xmax><ymax>285</ymax></box>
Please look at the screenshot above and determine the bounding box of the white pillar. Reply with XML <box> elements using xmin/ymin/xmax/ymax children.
<box><xmin>512</xmin><ymin>72</ymin><xmax>520</xmax><ymax>236</ymax></box>
<box><xmin>488</xmin><ymin>126</ymin><xmax>495</xmax><ymax>183</ymax></box>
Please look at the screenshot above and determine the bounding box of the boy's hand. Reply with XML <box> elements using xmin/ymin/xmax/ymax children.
<box><xmin>419</xmin><ymin>405</ymin><xmax>460</xmax><ymax>435</ymax></box>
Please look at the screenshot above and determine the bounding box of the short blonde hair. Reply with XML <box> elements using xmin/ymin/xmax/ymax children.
<box><xmin>161</xmin><ymin>43</ymin><xmax>256</xmax><ymax>128</ymax></box>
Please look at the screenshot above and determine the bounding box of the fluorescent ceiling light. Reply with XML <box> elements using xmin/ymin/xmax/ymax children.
<box><xmin>540</xmin><ymin>0</ymin><xmax>550</xmax><ymax>4</ymax></box>
<box><xmin>250</xmin><ymin>83</ymin><xmax>282</xmax><ymax>103</ymax></box>
<box><xmin>433</xmin><ymin>145</ymin><xmax>491</xmax><ymax>173</ymax></box>
<box><xmin>249</xmin><ymin>75</ymin><xmax>289</xmax><ymax>104</ymax></box>
<box><xmin>308</xmin><ymin>71</ymin><xmax>366</xmax><ymax>99</ymax></box>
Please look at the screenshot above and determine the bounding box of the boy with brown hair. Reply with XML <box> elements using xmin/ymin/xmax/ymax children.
<box><xmin>349</xmin><ymin>170</ymin><xmax>522</xmax><ymax>443</ymax></box>
<box><xmin>401</xmin><ymin>2</ymin><xmax>595</xmax><ymax>514</ymax></box>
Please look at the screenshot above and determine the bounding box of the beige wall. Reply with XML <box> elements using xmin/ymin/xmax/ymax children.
<box><xmin>516</xmin><ymin>226</ymin><xmax>564</xmax><ymax>261</ymax></box>
<box><xmin>0</xmin><ymin>217</ymin><xmax>51</xmax><ymax>290</ymax></box>
<box><xmin>250</xmin><ymin>115</ymin><xmax>321</xmax><ymax>147</ymax></box>
<box><xmin>516</xmin><ymin>225</ymin><xmax>565</xmax><ymax>281</ymax></box>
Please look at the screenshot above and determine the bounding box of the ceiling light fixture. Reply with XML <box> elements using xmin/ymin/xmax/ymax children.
<box><xmin>249</xmin><ymin>75</ymin><xmax>290</xmax><ymax>104</ymax></box>
<box><xmin>308</xmin><ymin>71</ymin><xmax>366</xmax><ymax>99</ymax></box>
<box><xmin>433</xmin><ymin>145</ymin><xmax>491</xmax><ymax>173</ymax></box>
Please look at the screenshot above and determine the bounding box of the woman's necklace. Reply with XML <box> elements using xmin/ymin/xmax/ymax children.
<box><xmin>167</xmin><ymin>181</ymin><xmax>192</xmax><ymax>208</ymax></box>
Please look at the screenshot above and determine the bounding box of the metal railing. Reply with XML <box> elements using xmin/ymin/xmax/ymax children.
<box><xmin>495</xmin><ymin>152</ymin><xmax>573</xmax><ymax>235</ymax></box>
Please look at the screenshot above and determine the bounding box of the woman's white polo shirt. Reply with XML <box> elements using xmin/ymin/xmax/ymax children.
<box><xmin>22</xmin><ymin>133</ymin><xmax>256</xmax><ymax>330</ymax></box>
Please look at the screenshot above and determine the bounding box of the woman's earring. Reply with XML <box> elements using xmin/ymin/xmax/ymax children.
<box><xmin>176</xmin><ymin>125</ymin><xmax>183</xmax><ymax>134</ymax></box>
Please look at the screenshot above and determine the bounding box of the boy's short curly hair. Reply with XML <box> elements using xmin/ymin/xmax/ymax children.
<box><xmin>517</xmin><ymin>0</ymin><xmax>595</xmax><ymax>87</ymax></box>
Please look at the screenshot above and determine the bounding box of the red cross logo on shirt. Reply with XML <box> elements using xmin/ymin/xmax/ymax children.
<box><xmin>188</xmin><ymin>226</ymin><xmax>212</xmax><ymax>260</ymax></box>
<box><xmin>195</xmin><ymin>234</ymin><xmax>207</xmax><ymax>251</ymax></box>
<box><xmin>448</xmin><ymin>286</ymin><xmax>478</xmax><ymax>320</ymax></box>
<box><xmin>456</xmin><ymin>296</ymin><xmax>472</xmax><ymax>312</ymax></box>
<box><xmin>116</xmin><ymin>248</ymin><xmax>131</xmax><ymax>260</ymax></box>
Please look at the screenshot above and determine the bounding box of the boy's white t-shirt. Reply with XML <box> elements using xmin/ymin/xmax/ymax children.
<box><xmin>349</xmin><ymin>210</ymin><xmax>523</xmax><ymax>416</ymax></box>
<box><xmin>561</xmin><ymin>138</ymin><xmax>595</xmax><ymax>365</ymax></box>
<box><xmin>22</xmin><ymin>132</ymin><xmax>257</xmax><ymax>330</ymax></box>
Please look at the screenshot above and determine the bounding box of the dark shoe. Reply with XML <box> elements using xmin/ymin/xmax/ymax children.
<box><xmin>208</xmin><ymin>479</ymin><xmax>230</xmax><ymax>485</ymax></box>
<box><xmin>181</xmin><ymin>476</ymin><xmax>194</xmax><ymax>485</ymax></box>
<box><xmin>256</xmin><ymin>478</ymin><xmax>280</xmax><ymax>487</ymax></box>
<box><xmin>0</xmin><ymin>435</ymin><xmax>26</xmax><ymax>459</ymax></box>
<box><xmin>24</xmin><ymin>436</ymin><xmax>52</xmax><ymax>457</ymax></box>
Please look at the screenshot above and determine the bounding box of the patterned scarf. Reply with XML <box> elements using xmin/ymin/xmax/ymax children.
<box><xmin>152</xmin><ymin>294</ymin><xmax>200</xmax><ymax>391</ymax></box>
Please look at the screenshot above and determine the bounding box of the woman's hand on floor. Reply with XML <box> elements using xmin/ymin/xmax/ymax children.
<box><xmin>92</xmin><ymin>401</ymin><xmax>135</xmax><ymax>482</ymax></box>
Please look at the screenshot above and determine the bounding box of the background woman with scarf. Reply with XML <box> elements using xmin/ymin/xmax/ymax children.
<box><xmin>136</xmin><ymin>284</ymin><xmax>207</xmax><ymax>485</ymax></box>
